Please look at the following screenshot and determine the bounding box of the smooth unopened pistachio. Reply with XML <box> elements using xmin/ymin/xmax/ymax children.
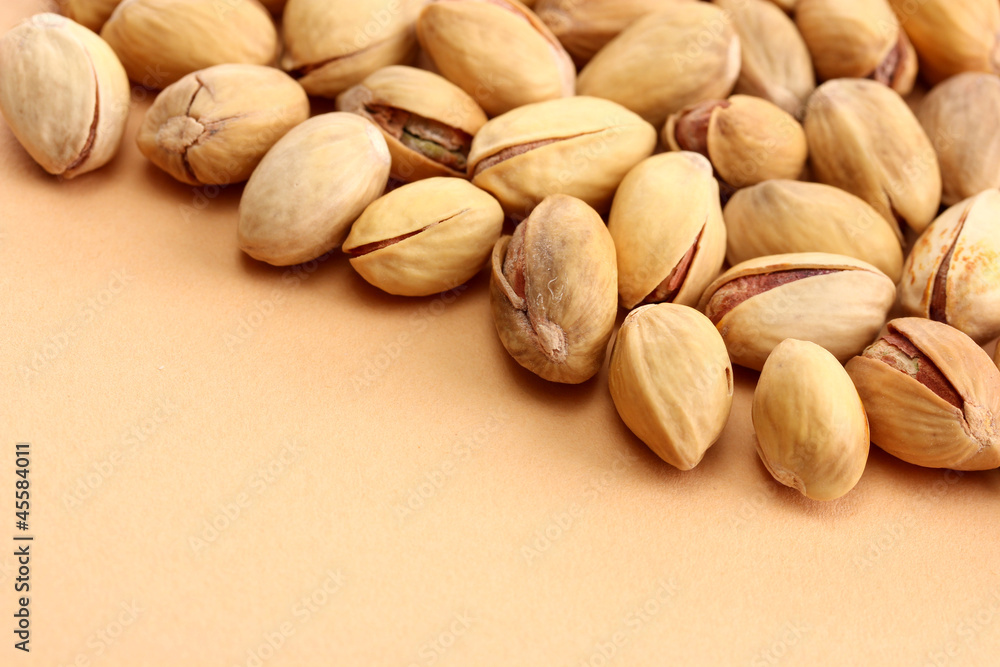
<box><xmin>846</xmin><ymin>318</ymin><xmax>1000</xmax><ymax>470</ymax></box>
<box><xmin>0</xmin><ymin>13</ymin><xmax>130</xmax><ymax>178</ymax></box>
<box><xmin>58</xmin><ymin>0</ymin><xmax>122</xmax><ymax>31</ymax></box>
<box><xmin>490</xmin><ymin>195</ymin><xmax>617</xmax><ymax>384</ymax></box>
<box><xmin>137</xmin><ymin>64</ymin><xmax>309</xmax><ymax>186</ymax></box>
<box><xmin>753</xmin><ymin>339</ymin><xmax>869</xmax><ymax>501</ymax></box>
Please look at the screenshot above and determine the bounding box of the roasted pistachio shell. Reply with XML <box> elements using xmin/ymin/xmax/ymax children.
<box><xmin>0</xmin><ymin>13</ymin><xmax>130</xmax><ymax>179</ymax></box>
<box><xmin>238</xmin><ymin>113</ymin><xmax>391</xmax><ymax>266</ymax></box>
<box><xmin>795</xmin><ymin>0</ymin><xmax>917</xmax><ymax>95</ymax></box>
<box><xmin>846</xmin><ymin>318</ymin><xmax>1000</xmax><ymax>470</ymax></box>
<box><xmin>101</xmin><ymin>0</ymin><xmax>278</xmax><ymax>88</ymax></box>
<box><xmin>918</xmin><ymin>73</ymin><xmax>1000</xmax><ymax>207</ymax></box>
<box><xmin>417</xmin><ymin>0</ymin><xmax>575</xmax><ymax>117</ymax></box>
<box><xmin>490</xmin><ymin>195</ymin><xmax>618</xmax><ymax>384</ymax></box>
<box><xmin>58</xmin><ymin>0</ymin><xmax>122</xmax><ymax>31</ymax></box>
<box><xmin>337</xmin><ymin>66</ymin><xmax>488</xmax><ymax>183</ymax></box>
<box><xmin>899</xmin><ymin>190</ymin><xmax>1000</xmax><ymax>344</ymax></box>
<box><xmin>663</xmin><ymin>95</ymin><xmax>808</xmax><ymax>189</ymax></box>
<box><xmin>804</xmin><ymin>78</ymin><xmax>941</xmax><ymax>235</ymax></box>
<box><xmin>577</xmin><ymin>5</ymin><xmax>741</xmax><ymax>127</ymax></box>
<box><xmin>698</xmin><ymin>252</ymin><xmax>896</xmax><ymax>371</ymax></box>
<box><xmin>468</xmin><ymin>96</ymin><xmax>657</xmax><ymax>219</ymax></box>
<box><xmin>753</xmin><ymin>339</ymin><xmax>869</xmax><ymax>501</ymax></box>
<box><xmin>724</xmin><ymin>180</ymin><xmax>904</xmax><ymax>282</ymax></box>
<box><xmin>282</xmin><ymin>0</ymin><xmax>422</xmax><ymax>99</ymax></box>
<box><xmin>609</xmin><ymin>303</ymin><xmax>734</xmax><ymax>470</ymax></box>
<box><xmin>608</xmin><ymin>152</ymin><xmax>726</xmax><ymax>310</ymax></box>
<box><xmin>137</xmin><ymin>64</ymin><xmax>309</xmax><ymax>186</ymax></box>
<box><xmin>343</xmin><ymin>178</ymin><xmax>504</xmax><ymax>297</ymax></box>
<box><xmin>713</xmin><ymin>0</ymin><xmax>815</xmax><ymax>117</ymax></box>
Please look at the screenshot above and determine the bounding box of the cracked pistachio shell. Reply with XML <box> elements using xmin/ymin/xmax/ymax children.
<box><xmin>137</xmin><ymin>64</ymin><xmax>309</xmax><ymax>186</ymax></box>
<box><xmin>58</xmin><ymin>0</ymin><xmax>123</xmax><ymax>31</ymax></box>
<box><xmin>887</xmin><ymin>0</ymin><xmax>1000</xmax><ymax>85</ymax></box>
<box><xmin>804</xmin><ymin>78</ymin><xmax>941</xmax><ymax>235</ymax></box>
<box><xmin>343</xmin><ymin>178</ymin><xmax>503</xmax><ymax>297</ymax></box>
<box><xmin>101</xmin><ymin>0</ymin><xmax>277</xmax><ymax>88</ymax></box>
<box><xmin>609</xmin><ymin>303</ymin><xmax>734</xmax><ymax>470</ymax></box>
<box><xmin>899</xmin><ymin>190</ymin><xmax>1000</xmax><ymax>344</ymax></box>
<box><xmin>663</xmin><ymin>95</ymin><xmax>807</xmax><ymax>189</ymax></box>
<box><xmin>238</xmin><ymin>113</ymin><xmax>391</xmax><ymax>266</ymax></box>
<box><xmin>468</xmin><ymin>96</ymin><xmax>657</xmax><ymax>219</ymax></box>
<box><xmin>0</xmin><ymin>14</ymin><xmax>130</xmax><ymax>179</ymax></box>
<box><xmin>846</xmin><ymin>318</ymin><xmax>1000</xmax><ymax>470</ymax></box>
<box><xmin>607</xmin><ymin>152</ymin><xmax>726</xmax><ymax>310</ymax></box>
<box><xmin>712</xmin><ymin>0</ymin><xmax>814</xmax><ymax>117</ymax></box>
<box><xmin>282</xmin><ymin>0</ymin><xmax>423</xmax><ymax>98</ymax></box>
<box><xmin>723</xmin><ymin>180</ymin><xmax>904</xmax><ymax>282</ymax></box>
<box><xmin>577</xmin><ymin>4</ymin><xmax>741</xmax><ymax>127</ymax></box>
<box><xmin>795</xmin><ymin>0</ymin><xmax>917</xmax><ymax>95</ymax></box>
<box><xmin>918</xmin><ymin>73</ymin><xmax>1000</xmax><ymax>207</ymax></box>
<box><xmin>753</xmin><ymin>339</ymin><xmax>869</xmax><ymax>500</ymax></box>
<box><xmin>490</xmin><ymin>195</ymin><xmax>618</xmax><ymax>384</ymax></box>
<box><xmin>698</xmin><ymin>252</ymin><xmax>896</xmax><ymax>371</ymax></box>
<box><xmin>336</xmin><ymin>66</ymin><xmax>488</xmax><ymax>182</ymax></box>
<box><xmin>417</xmin><ymin>0</ymin><xmax>575</xmax><ymax>117</ymax></box>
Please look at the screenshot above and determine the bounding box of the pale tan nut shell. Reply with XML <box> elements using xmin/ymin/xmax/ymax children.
<box><xmin>713</xmin><ymin>0</ymin><xmax>815</xmax><ymax>117</ymax></box>
<box><xmin>336</xmin><ymin>66</ymin><xmax>488</xmax><ymax>183</ymax></box>
<box><xmin>468</xmin><ymin>95</ymin><xmax>657</xmax><ymax>219</ymax></box>
<box><xmin>663</xmin><ymin>95</ymin><xmax>808</xmax><ymax>189</ymax></box>
<box><xmin>58</xmin><ymin>0</ymin><xmax>123</xmax><ymax>31</ymax></box>
<box><xmin>343</xmin><ymin>178</ymin><xmax>504</xmax><ymax>297</ymax></box>
<box><xmin>723</xmin><ymin>180</ymin><xmax>904</xmax><ymax>283</ymax></box>
<box><xmin>609</xmin><ymin>303</ymin><xmax>734</xmax><ymax>471</ymax></box>
<box><xmin>137</xmin><ymin>64</ymin><xmax>309</xmax><ymax>186</ymax></box>
<box><xmin>489</xmin><ymin>194</ymin><xmax>618</xmax><ymax>384</ymax></box>
<box><xmin>918</xmin><ymin>73</ymin><xmax>1000</xmax><ymax>207</ymax></box>
<box><xmin>0</xmin><ymin>13</ymin><xmax>130</xmax><ymax>179</ymax></box>
<box><xmin>577</xmin><ymin>5</ymin><xmax>741</xmax><ymax>128</ymax></box>
<box><xmin>238</xmin><ymin>113</ymin><xmax>391</xmax><ymax>266</ymax></box>
<box><xmin>607</xmin><ymin>152</ymin><xmax>726</xmax><ymax>310</ymax></box>
<box><xmin>282</xmin><ymin>0</ymin><xmax>423</xmax><ymax>99</ymax></box>
<box><xmin>846</xmin><ymin>317</ymin><xmax>1000</xmax><ymax>470</ymax></box>
<box><xmin>416</xmin><ymin>0</ymin><xmax>575</xmax><ymax>117</ymax></box>
<box><xmin>753</xmin><ymin>338</ymin><xmax>869</xmax><ymax>501</ymax></box>
<box><xmin>697</xmin><ymin>252</ymin><xmax>897</xmax><ymax>371</ymax></box>
<box><xmin>804</xmin><ymin>78</ymin><xmax>941</xmax><ymax>235</ymax></box>
<box><xmin>899</xmin><ymin>189</ymin><xmax>1000</xmax><ymax>344</ymax></box>
<box><xmin>100</xmin><ymin>0</ymin><xmax>277</xmax><ymax>88</ymax></box>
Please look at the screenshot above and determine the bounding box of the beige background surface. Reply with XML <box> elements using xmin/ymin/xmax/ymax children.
<box><xmin>3</xmin><ymin>1</ymin><xmax>1000</xmax><ymax>665</ymax></box>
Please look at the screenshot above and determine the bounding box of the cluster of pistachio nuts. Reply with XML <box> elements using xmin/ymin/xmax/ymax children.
<box><xmin>2</xmin><ymin>0</ymin><xmax>1000</xmax><ymax>502</ymax></box>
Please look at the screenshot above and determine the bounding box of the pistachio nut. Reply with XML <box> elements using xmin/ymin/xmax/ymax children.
<box><xmin>795</xmin><ymin>0</ymin><xmax>917</xmax><ymax>95</ymax></box>
<box><xmin>607</xmin><ymin>152</ymin><xmax>726</xmax><ymax>310</ymax></box>
<box><xmin>337</xmin><ymin>66</ymin><xmax>488</xmax><ymax>182</ymax></box>
<box><xmin>804</xmin><ymin>78</ymin><xmax>941</xmax><ymax>235</ymax></box>
<box><xmin>712</xmin><ymin>0</ymin><xmax>815</xmax><ymax>117</ymax></box>
<box><xmin>238</xmin><ymin>113</ymin><xmax>391</xmax><ymax>266</ymax></box>
<box><xmin>101</xmin><ymin>0</ymin><xmax>277</xmax><ymax>88</ymax></box>
<box><xmin>468</xmin><ymin>96</ymin><xmax>657</xmax><ymax>219</ymax></box>
<box><xmin>663</xmin><ymin>95</ymin><xmax>808</xmax><ymax>190</ymax></box>
<box><xmin>753</xmin><ymin>338</ymin><xmax>868</xmax><ymax>500</ymax></box>
<box><xmin>417</xmin><ymin>0</ymin><xmax>575</xmax><ymax>117</ymax></box>
<box><xmin>0</xmin><ymin>13</ymin><xmax>130</xmax><ymax>179</ymax></box>
<box><xmin>577</xmin><ymin>5</ymin><xmax>741</xmax><ymax>127</ymax></box>
<box><xmin>698</xmin><ymin>252</ymin><xmax>896</xmax><ymax>371</ymax></box>
<box><xmin>899</xmin><ymin>190</ymin><xmax>1000</xmax><ymax>344</ymax></box>
<box><xmin>887</xmin><ymin>0</ymin><xmax>1000</xmax><ymax>85</ymax></box>
<box><xmin>918</xmin><ymin>73</ymin><xmax>1000</xmax><ymax>207</ymax></box>
<box><xmin>282</xmin><ymin>0</ymin><xmax>422</xmax><ymax>99</ymax></box>
<box><xmin>343</xmin><ymin>178</ymin><xmax>504</xmax><ymax>297</ymax></box>
<box><xmin>137</xmin><ymin>64</ymin><xmax>309</xmax><ymax>186</ymax></box>
<box><xmin>846</xmin><ymin>318</ymin><xmax>1000</xmax><ymax>470</ymax></box>
<box><xmin>724</xmin><ymin>180</ymin><xmax>904</xmax><ymax>282</ymax></box>
<box><xmin>608</xmin><ymin>303</ymin><xmax>734</xmax><ymax>470</ymax></box>
<box><xmin>490</xmin><ymin>195</ymin><xmax>618</xmax><ymax>384</ymax></box>
<box><xmin>57</xmin><ymin>0</ymin><xmax>122</xmax><ymax>31</ymax></box>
